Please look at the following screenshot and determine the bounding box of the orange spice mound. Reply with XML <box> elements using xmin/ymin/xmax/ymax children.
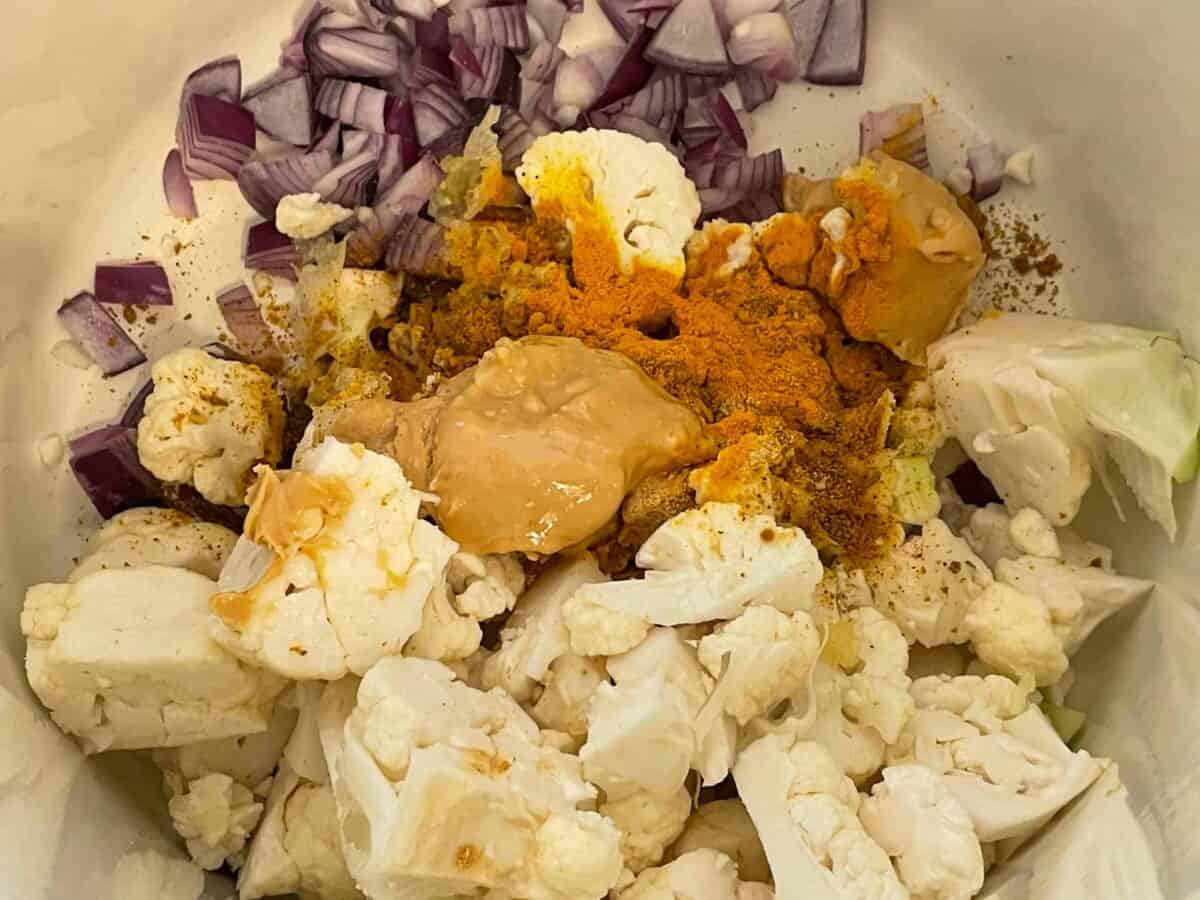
<box><xmin>394</xmin><ymin>209</ymin><xmax>911</xmax><ymax>562</ymax></box>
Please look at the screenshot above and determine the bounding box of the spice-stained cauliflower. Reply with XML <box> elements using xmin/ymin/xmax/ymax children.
<box><xmin>136</xmin><ymin>348</ymin><xmax>285</xmax><ymax>506</ymax></box>
<box><xmin>668</xmin><ymin>799</ymin><xmax>772</xmax><ymax>885</ymax></box>
<box><xmin>516</xmin><ymin>129</ymin><xmax>701</xmax><ymax>282</ymax></box>
<box><xmin>209</xmin><ymin>438</ymin><xmax>457</xmax><ymax>680</ymax></box>
<box><xmin>697</xmin><ymin>606</ymin><xmax>821</xmax><ymax>725</ymax></box>
<box><xmin>276</xmin><ymin>192</ymin><xmax>355</xmax><ymax>240</ymax></box>
<box><xmin>601</xmin><ymin>786</ymin><xmax>693</xmax><ymax>875</ymax></box>
<box><xmin>563</xmin><ymin>503</ymin><xmax>823</xmax><ymax>656</ymax></box>
<box><xmin>581</xmin><ymin>627</ymin><xmax>737</xmax><ymax>798</ymax></box>
<box><xmin>860</xmin><ymin>764</ymin><xmax>985</xmax><ymax>900</ymax></box>
<box><xmin>316</xmin><ymin>657</ymin><xmax>624</xmax><ymax>900</ymax></box>
<box><xmin>21</xmin><ymin>566</ymin><xmax>285</xmax><ymax>753</ymax></box>
<box><xmin>69</xmin><ymin>507</ymin><xmax>237</xmax><ymax>581</ymax></box>
<box><xmin>617</xmin><ymin>848</ymin><xmax>774</xmax><ymax>900</ymax></box>
<box><xmin>686</xmin><ymin>220</ymin><xmax>754</xmax><ymax>281</ymax></box>
<box><xmin>735</xmin><ymin>735</ymin><xmax>908</xmax><ymax>899</ymax></box>
<box><xmin>888</xmin><ymin>677</ymin><xmax>1104</xmax><ymax>845</ymax></box>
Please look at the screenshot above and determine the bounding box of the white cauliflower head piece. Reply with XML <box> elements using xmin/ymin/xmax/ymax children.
<box><xmin>563</xmin><ymin>503</ymin><xmax>823</xmax><ymax>656</ymax></box>
<box><xmin>516</xmin><ymin>129</ymin><xmax>701</xmax><ymax>281</ymax></box>
<box><xmin>447</xmin><ymin>551</ymin><xmax>525</xmax><ymax>620</ymax></box>
<box><xmin>529</xmin><ymin>653</ymin><xmax>609</xmax><ymax>749</ymax></box>
<box><xmin>209</xmin><ymin>438</ymin><xmax>457</xmax><ymax>680</ymax></box>
<box><xmin>167</xmin><ymin>772</ymin><xmax>263</xmax><ymax>871</ymax></box>
<box><xmin>137</xmin><ymin>348</ymin><xmax>284</xmax><ymax>506</ymax></box>
<box><xmin>860</xmin><ymin>764</ymin><xmax>985</xmax><ymax>900</ymax></box>
<box><xmin>618</xmin><ymin>848</ymin><xmax>773</xmax><ymax>900</ymax></box>
<box><xmin>669</xmin><ymin>799</ymin><xmax>771</xmax><ymax>884</ymax></box>
<box><xmin>964</xmin><ymin>583</ymin><xmax>1068</xmax><ymax>686</ymax></box>
<box><xmin>734</xmin><ymin>735</ymin><xmax>907</xmax><ymax>899</ymax></box>
<box><xmin>276</xmin><ymin>192</ymin><xmax>355</xmax><ymax>240</ymax></box>
<box><xmin>601</xmin><ymin>786</ymin><xmax>692</xmax><ymax>875</ymax></box>
<box><xmin>317</xmin><ymin>657</ymin><xmax>623</xmax><ymax>900</ymax></box>
<box><xmin>70</xmin><ymin>508</ymin><xmax>236</xmax><ymax>582</ymax></box>
<box><xmin>698</xmin><ymin>606</ymin><xmax>821</xmax><ymax>725</ymax></box>
<box><xmin>21</xmin><ymin>566</ymin><xmax>285</xmax><ymax>753</ymax></box>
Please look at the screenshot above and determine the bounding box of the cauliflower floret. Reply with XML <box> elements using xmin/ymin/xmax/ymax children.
<box><xmin>276</xmin><ymin>192</ymin><xmax>355</xmax><ymax>240</ymax></box>
<box><xmin>860</xmin><ymin>764</ymin><xmax>985</xmax><ymax>900</ymax></box>
<box><xmin>238</xmin><ymin>767</ymin><xmax>363</xmax><ymax>900</ymax></box>
<box><xmin>317</xmin><ymin>658</ymin><xmax>623</xmax><ymax>900</ymax></box>
<box><xmin>583</xmin><ymin>627</ymin><xmax>737</xmax><ymax>796</ymax></box>
<box><xmin>483</xmin><ymin>555</ymin><xmax>609</xmax><ymax>701</ymax></box>
<box><xmin>838</xmin><ymin>608</ymin><xmax>916</xmax><ymax>745</ymax></box>
<box><xmin>889</xmin><ymin>704</ymin><xmax>1105</xmax><ymax>845</ymax></box>
<box><xmin>21</xmin><ymin>566</ymin><xmax>285</xmax><ymax>753</ymax></box>
<box><xmin>697</xmin><ymin>606</ymin><xmax>821</xmax><ymax>725</ymax></box>
<box><xmin>563</xmin><ymin>503</ymin><xmax>823</xmax><ymax>656</ymax></box>
<box><xmin>110</xmin><ymin>848</ymin><xmax>205</xmax><ymax>900</ymax></box>
<box><xmin>307</xmin><ymin>267</ymin><xmax>402</xmax><ymax>376</ymax></box>
<box><xmin>841</xmin><ymin>519</ymin><xmax>994</xmax><ymax>648</ymax></box>
<box><xmin>618</xmin><ymin>849</ymin><xmax>773</xmax><ymax>900</ymax></box>
<box><xmin>686</xmin><ymin>220</ymin><xmax>754</xmax><ymax>280</ymax></box>
<box><xmin>447</xmin><ymin>551</ymin><xmax>525</xmax><ymax>620</ymax></box>
<box><xmin>70</xmin><ymin>508</ymin><xmax>237</xmax><ymax>581</ymax></box>
<box><xmin>405</xmin><ymin>582</ymin><xmax>484</xmax><ymax>663</ymax></box>
<box><xmin>516</xmin><ymin>129</ymin><xmax>701</xmax><ymax>281</ymax></box>
<box><xmin>168</xmin><ymin>772</ymin><xmax>263</xmax><ymax>870</ymax></box>
<box><xmin>529</xmin><ymin>653</ymin><xmax>609</xmax><ymax>749</ymax></box>
<box><xmin>209</xmin><ymin>438</ymin><xmax>457</xmax><ymax>679</ymax></box>
<box><xmin>601</xmin><ymin>786</ymin><xmax>692</xmax><ymax>874</ymax></box>
<box><xmin>995</xmin><ymin>555</ymin><xmax>1153</xmax><ymax>655</ymax></box>
<box><xmin>964</xmin><ymin>584</ymin><xmax>1068</xmax><ymax>686</ymax></box>
<box><xmin>908</xmin><ymin>674</ymin><xmax>1033</xmax><ymax>735</ymax></box>
<box><xmin>668</xmin><ymin>800</ymin><xmax>771</xmax><ymax>884</ymax></box>
<box><xmin>137</xmin><ymin>348</ymin><xmax>285</xmax><ymax>506</ymax></box>
<box><xmin>962</xmin><ymin>504</ymin><xmax>1060</xmax><ymax>568</ymax></box>
<box><xmin>735</xmin><ymin>736</ymin><xmax>907</xmax><ymax>899</ymax></box>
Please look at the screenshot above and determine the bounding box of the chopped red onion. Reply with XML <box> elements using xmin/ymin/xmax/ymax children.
<box><xmin>450</xmin><ymin>37</ymin><xmax>485</xmax><ymax>78</ymax></box>
<box><xmin>720</xmin><ymin>190</ymin><xmax>781</xmax><ymax>222</ymax></box>
<box><xmin>705</xmin><ymin>90</ymin><xmax>747</xmax><ymax>148</ymax></box>
<box><xmin>94</xmin><ymin>262</ymin><xmax>173</xmax><ymax>307</ymax></box>
<box><xmin>601</xmin><ymin>112</ymin><xmax>678</xmax><ymax>152</ymax></box>
<box><xmin>495</xmin><ymin>107</ymin><xmax>551</xmax><ymax>170</ymax></box>
<box><xmin>386</xmin><ymin>214</ymin><xmax>448</xmax><ymax>275</ymax></box>
<box><xmin>968</xmin><ymin>141</ymin><xmax>1005</xmax><ymax>201</ymax></box>
<box><xmin>684</xmin><ymin>72</ymin><xmax>731</xmax><ymax>98</ymax></box>
<box><xmin>68</xmin><ymin>425</ymin><xmax>162</xmax><ymax>519</ymax></box>
<box><xmin>607</xmin><ymin>68</ymin><xmax>687</xmax><ymax>131</ymax></box>
<box><xmin>459</xmin><ymin>46</ymin><xmax>520</xmax><ymax>104</ymax></box>
<box><xmin>162</xmin><ymin>148</ymin><xmax>198</xmax><ymax>219</ymax></box>
<box><xmin>646</xmin><ymin>0</ymin><xmax>730</xmax><ymax>74</ymax></box>
<box><xmin>785</xmin><ymin>0</ymin><xmax>832</xmax><ymax>73</ymax></box>
<box><xmin>343</xmin><ymin>130</ymin><xmax>387</xmax><ymax>157</ymax></box>
<box><xmin>314</xmin><ymin>150</ymin><xmax>380</xmax><ymax>208</ymax></box>
<box><xmin>523</xmin><ymin>43</ymin><xmax>567</xmax><ymax>85</ymax></box>
<box><xmin>181</xmin><ymin>56</ymin><xmax>242</xmax><ymax>105</ymax></box>
<box><xmin>375</xmin><ymin>154</ymin><xmax>444</xmax><ymax>235</ymax></box>
<box><xmin>242</xmin><ymin>72</ymin><xmax>315</xmax><ymax>146</ymax></box>
<box><xmin>597</xmin><ymin>0</ymin><xmax>658</xmax><ymax>41</ymax></box>
<box><xmin>281</xmin><ymin>2</ymin><xmax>326</xmax><ymax>71</ymax></box>
<box><xmin>735</xmin><ymin>66</ymin><xmax>777</xmax><ymax>111</ymax></box>
<box><xmin>216</xmin><ymin>283</ymin><xmax>283</xmax><ymax>371</ymax></box>
<box><xmin>57</xmin><ymin>292</ymin><xmax>147</xmax><ymax>377</ymax></box>
<box><xmin>452</xmin><ymin>5</ymin><xmax>531</xmax><ymax>51</ymax></box>
<box><xmin>526</xmin><ymin>0</ymin><xmax>569</xmax><ymax>45</ymax></box>
<box><xmin>409</xmin><ymin>46</ymin><xmax>456</xmax><ymax>87</ymax></box>
<box><xmin>379</xmin><ymin>132</ymin><xmax>419</xmax><ymax>195</ymax></box>
<box><xmin>412</xmin><ymin>82</ymin><xmax>470</xmax><ymax>146</ymax></box>
<box><xmin>722</xmin><ymin>0</ymin><xmax>778</xmax><ymax>27</ymax></box>
<box><xmin>699</xmin><ymin>186</ymin><xmax>742</xmax><ymax>216</ymax></box>
<box><xmin>311</xmin><ymin>121</ymin><xmax>342</xmax><ymax>154</ymax></box>
<box><xmin>177</xmin><ymin>94</ymin><xmax>257</xmax><ymax>180</ymax></box>
<box><xmin>310</xmin><ymin>27</ymin><xmax>406</xmax><ymax>77</ymax></box>
<box><xmin>716</xmin><ymin>148</ymin><xmax>783</xmax><ymax>193</ymax></box>
<box><xmin>806</xmin><ymin>0</ymin><xmax>865</xmax><ymax>85</ymax></box>
<box><xmin>244</xmin><ymin>221</ymin><xmax>300</xmax><ymax>280</ymax></box>
<box><xmin>860</xmin><ymin>103</ymin><xmax>928</xmax><ymax>171</ymax></box>
<box><xmin>120</xmin><ymin>380</ymin><xmax>155</xmax><ymax>428</ymax></box>
<box><xmin>315</xmin><ymin>79</ymin><xmax>408</xmax><ymax>134</ymax></box>
<box><xmin>237</xmin><ymin>150</ymin><xmax>337</xmax><ymax>219</ymax></box>
<box><xmin>728</xmin><ymin>12</ymin><xmax>801</xmax><ymax>81</ymax></box>
<box><xmin>591</xmin><ymin>28</ymin><xmax>655</xmax><ymax>110</ymax></box>
<box><xmin>415</xmin><ymin>11</ymin><xmax>452</xmax><ymax>48</ymax></box>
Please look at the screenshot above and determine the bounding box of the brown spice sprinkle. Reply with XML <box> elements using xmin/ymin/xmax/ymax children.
<box><xmin>388</xmin><ymin>200</ymin><xmax>918</xmax><ymax>563</ymax></box>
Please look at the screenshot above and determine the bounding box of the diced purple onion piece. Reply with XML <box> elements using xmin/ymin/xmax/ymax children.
<box><xmin>162</xmin><ymin>148</ymin><xmax>198</xmax><ymax>219</ymax></box>
<box><xmin>727</xmin><ymin>12</ymin><xmax>801</xmax><ymax>81</ymax></box>
<box><xmin>375</xmin><ymin>154</ymin><xmax>445</xmax><ymax>235</ymax></box>
<box><xmin>94</xmin><ymin>262</ymin><xmax>173</xmax><ymax>307</ymax></box>
<box><xmin>705</xmin><ymin>90</ymin><xmax>747</xmax><ymax>149</ymax></box>
<box><xmin>735</xmin><ymin>66</ymin><xmax>777</xmax><ymax>111</ymax></box>
<box><xmin>412</xmin><ymin>82</ymin><xmax>470</xmax><ymax>147</ymax></box>
<box><xmin>523</xmin><ymin>43</ymin><xmax>566</xmax><ymax>83</ymax></box>
<box><xmin>281</xmin><ymin>2</ymin><xmax>326</xmax><ymax>70</ymax></box>
<box><xmin>604</xmin><ymin>113</ymin><xmax>678</xmax><ymax>153</ymax></box>
<box><xmin>120</xmin><ymin>380</ymin><xmax>155</xmax><ymax>428</ymax></box>
<box><xmin>311</xmin><ymin>120</ymin><xmax>342</xmax><ymax>154</ymax></box>
<box><xmin>860</xmin><ymin>103</ymin><xmax>928</xmax><ymax>171</ymax></box>
<box><xmin>806</xmin><ymin>0</ymin><xmax>865</xmax><ymax>85</ymax></box>
<box><xmin>242</xmin><ymin>72</ymin><xmax>315</xmax><ymax>146</ymax></box>
<box><xmin>386</xmin><ymin>214</ymin><xmax>447</xmax><ymax>276</ymax></box>
<box><xmin>345</xmin><ymin>209</ymin><xmax>390</xmax><ymax>267</ymax></box>
<box><xmin>785</xmin><ymin>0</ymin><xmax>832</xmax><ymax>74</ymax></box>
<box><xmin>237</xmin><ymin>150</ymin><xmax>337</xmax><ymax>219</ymax></box>
<box><xmin>68</xmin><ymin>425</ymin><xmax>162</xmax><ymax>519</ymax></box>
<box><xmin>459</xmin><ymin>47</ymin><xmax>520</xmax><ymax>105</ymax></box>
<box><xmin>313</xmin><ymin>150</ymin><xmax>381</xmax><ymax>208</ymax></box>
<box><xmin>244</xmin><ymin>221</ymin><xmax>300</xmax><ymax>280</ymax></box>
<box><xmin>685</xmin><ymin>73</ymin><xmax>731</xmax><ymax>98</ymax></box>
<box><xmin>216</xmin><ymin>283</ymin><xmax>283</xmax><ymax>371</ymax></box>
<box><xmin>377</xmin><ymin>0</ymin><xmax>437</xmax><ymax>22</ymax></box>
<box><xmin>57</xmin><ymin>292</ymin><xmax>147</xmax><ymax>377</ymax></box>
<box><xmin>315</xmin><ymin>79</ymin><xmax>407</xmax><ymax>134</ymax></box>
<box><xmin>415</xmin><ymin>12</ymin><xmax>452</xmax><ymax>49</ymax></box>
<box><xmin>716</xmin><ymin>147</ymin><xmax>783</xmax><ymax>193</ymax></box>
<box><xmin>409</xmin><ymin>46</ymin><xmax>456</xmax><ymax>87</ymax></box>
<box><xmin>343</xmin><ymin>130</ymin><xmax>387</xmax><ymax>158</ymax></box>
<box><xmin>181</xmin><ymin>55</ymin><xmax>242</xmax><ymax>105</ymax></box>
<box><xmin>564</xmin><ymin>0</ymin><xmax>583</xmax><ymax>11</ymax></box>
<box><xmin>450</xmin><ymin>37</ymin><xmax>485</xmax><ymax>78</ymax></box>
<box><xmin>597</xmin><ymin>0</ymin><xmax>655</xmax><ymax>42</ymax></box>
<box><xmin>310</xmin><ymin>27</ymin><xmax>406</xmax><ymax>78</ymax></box>
<box><xmin>177</xmin><ymin>94</ymin><xmax>257</xmax><ymax>180</ymax></box>
<box><xmin>452</xmin><ymin>5</ymin><xmax>530</xmax><ymax>52</ymax></box>
<box><xmin>699</xmin><ymin>186</ymin><xmax>742</xmax><ymax>216</ymax></box>
<box><xmin>386</xmin><ymin>14</ymin><xmax>417</xmax><ymax>47</ymax></box>
<box><xmin>968</xmin><ymin>141</ymin><xmax>1005</xmax><ymax>202</ymax></box>
<box><xmin>495</xmin><ymin>107</ymin><xmax>549</xmax><ymax>171</ymax></box>
<box><xmin>379</xmin><ymin>133</ymin><xmax>419</xmax><ymax>197</ymax></box>
<box><xmin>646</xmin><ymin>0</ymin><xmax>730</xmax><ymax>75</ymax></box>
<box><xmin>591</xmin><ymin>27</ymin><xmax>656</xmax><ymax>110</ymax></box>
<box><xmin>526</xmin><ymin>0</ymin><xmax>569</xmax><ymax>45</ymax></box>
<box><xmin>720</xmin><ymin>190</ymin><xmax>781</xmax><ymax>222</ymax></box>
<box><xmin>607</xmin><ymin>68</ymin><xmax>687</xmax><ymax>132</ymax></box>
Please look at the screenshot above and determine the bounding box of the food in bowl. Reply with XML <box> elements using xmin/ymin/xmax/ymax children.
<box><xmin>19</xmin><ymin>1</ymin><xmax>1200</xmax><ymax>898</ymax></box>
